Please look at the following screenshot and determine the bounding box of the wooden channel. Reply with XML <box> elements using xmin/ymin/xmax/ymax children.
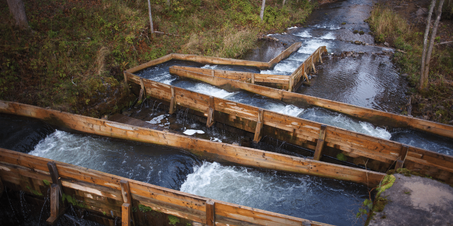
<box><xmin>0</xmin><ymin>100</ymin><xmax>385</xmax><ymax>187</ymax></box>
<box><xmin>122</xmin><ymin>72</ymin><xmax>453</xmax><ymax>185</ymax></box>
<box><xmin>126</xmin><ymin>42</ymin><xmax>302</xmax><ymax>74</ymax></box>
<box><xmin>169</xmin><ymin>65</ymin><xmax>453</xmax><ymax>141</ymax></box>
<box><xmin>290</xmin><ymin>46</ymin><xmax>328</xmax><ymax>91</ymax></box>
<box><xmin>0</xmin><ymin>148</ymin><xmax>332</xmax><ymax>226</ymax></box>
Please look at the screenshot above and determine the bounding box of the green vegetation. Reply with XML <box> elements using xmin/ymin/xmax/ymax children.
<box><xmin>336</xmin><ymin>153</ymin><xmax>347</xmax><ymax>161</ymax></box>
<box><xmin>1</xmin><ymin>0</ymin><xmax>315</xmax><ymax>117</ymax></box>
<box><xmin>62</xmin><ymin>193</ymin><xmax>87</xmax><ymax>208</ymax></box>
<box><xmin>168</xmin><ymin>215</ymin><xmax>180</xmax><ymax>225</ymax></box>
<box><xmin>26</xmin><ymin>185</ymin><xmax>43</xmax><ymax>196</ymax></box>
<box><xmin>367</xmin><ymin>4</ymin><xmax>453</xmax><ymax>124</ymax></box>
<box><xmin>138</xmin><ymin>204</ymin><xmax>153</xmax><ymax>212</ymax></box>
<box><xmin>42</xmin><ymin>179</ymin><xmax>51</xmax><ymax>186</ymax></box>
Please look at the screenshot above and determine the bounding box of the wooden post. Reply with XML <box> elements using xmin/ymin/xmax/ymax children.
<box><xmin>288</xmin><ymin>76</ymin><xmax>293</xmax><ymax>92</ymax></box>
<box><xmin>311</xmin><ymin>57</ymin><xmax>316</xmax><ymax>73</ymax></box>
<box><xmin>313</xmin><ymin>125</ymin><xmax>327</xmax><ymax>161</ymax></box>
<box><xmin>169</xmin><ymin>86</ymin><xmax>176</xmax><ymax>114</ymax></box>
<box><xmin>122</xmin><ymin>203</ymin><xmax>131</xmax><ymax>226</ymax></box>
<box><xmin>47</xmin><ymin>162</ymin><xmax>62</xmax><ymax>195</ymax></box>
<box><xmin>206</xmin><ymin>200</ymin><xmax>215</xmax><ymax>226</ymax></box>
<box><xmin>123</xmin><ymin>71</ymin><xmax>128</xmax><ymax>85</ymax></box>
<box><xmin>253</xmin><ymin>109</ymin><xmax>264</xmax><ymax>143</ymax></box>
<box><xmin>395</xmin><ymin>145</ymin><xmax>409</xmax><ymax>170</ymax></box>
<box><xmin>137</xmin><ymin>78</ymin><xmax>146</xmax><ymax>104</ymax></box>
<box><xmin>206</xmin><ymin>96</ymin><xmax>215</xmax><ymax>128</ymax></box>
<box><xmin>120</xmin><ymin>180</ymin><xmax>134</xmax><ymax>226</ymax></box>
<box><xmin>318</xmin><ymin>50</ymin><xmax>323</xmax><ymax>63</ymax></box>
<box><xmin>46</xmin><ymin>184</ymin><xmax>61</xmax><ymax>225</ymax></box>
<box><xmin>211</xmin><ymin>69</ymin><xmax>215</xmax><ymax>78</ymax></box>
<box><xmin>251</xmin><ymin>73</ymin><xmax>255</xmax><ymax>84</ymax></box>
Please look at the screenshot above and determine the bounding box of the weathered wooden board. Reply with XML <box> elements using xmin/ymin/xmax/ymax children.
<box><xmin>126</xmin><ymin>42</ymin><xmax>302</xmax><ymax>74</ymax></box>
<box><xmin>167</xmin><ymin>63</ymin><xmax>453</xmax><ymax>141</ymax></box>
<box><xmin>170</xmin><ymin>66</ymin><xmax>290</xmax><ymax>89</ymax></box>
<box><xmin>290</xmin><ymin>46</ymin><xmax>328</xmax><ymax>91</ymax></box>
<box><xmin>0</xmin><ymin>147</ymin><xmax>340</xmax><ymax>226</ymax></box>
<box><xmin>120</xmin><ymin>73</ymin><xmax>453</xmax><ymax>185</ymax></box>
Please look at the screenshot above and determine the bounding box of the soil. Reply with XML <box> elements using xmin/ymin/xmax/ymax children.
<box><xmin>377</xmin><ymin>0</ymin><xmax>453</xmax><ymax>125</ymax></box>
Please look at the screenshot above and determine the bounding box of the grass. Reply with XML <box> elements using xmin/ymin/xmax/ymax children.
<box><xmin>0</xmin><ymin>0</ymin><xmax>315</xmax><ymax>117</ymax></box>
<box><xmin>367</xmin><ymin>4</ymin><xmax>453</xmax><ymax>124</ymax></box>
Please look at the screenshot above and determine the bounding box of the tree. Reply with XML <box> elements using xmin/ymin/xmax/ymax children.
<box><xmin>147</xmin><ymin>0</ymin><xmax>154</xmax><ymax>37</ymax></box>
<box><xmin>420</xmin><ymin>0</ymin><xmax>436</xmax><ymax>90</ymax></box>
<box><xmin>7</xmin><ymin>0</ymin><xmax>29</xmax><ymax>30</ymax></box>
<box><xmin>420</xmin><ymin>0</ymin><xmax>445</xmax><ymax>90</ymax></box>
<box><xmin>260</xmin><ymin>0</ymin><xmax>266</xmax><ymax>21</ymax></box>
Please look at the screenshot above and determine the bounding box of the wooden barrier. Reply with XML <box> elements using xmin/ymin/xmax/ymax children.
<box><xmin>0</xmin><ymin>148</ymin><xmax>333</xmax><ymax>225</ymax></box>
<box><xmin>290</xmin><ymin>46</ymin><xmax>328</xmax><ymax>91</ymax></box>
<box><xmin>126</xmin><ymin>42</ymin><xmax>302</xmax><ymax>74</ymax></box>
<box><xmin>0</xmin><ymin>100</ymin><xmax>385</xmax><ymax>187</ymax></box>
<box><xmin>169</xmin><ymin>66</ymin><xmax>291</xmax><ymax>90</ymax></box>
<box><xmin>121</xmin><ymin>72</ymin><xmax>453</xmax><ymax>185</ymax></box>
<box><xmin>169</xmin><ymin>65</ymin><xmax>453</xmax><ymax>141</ymax></box>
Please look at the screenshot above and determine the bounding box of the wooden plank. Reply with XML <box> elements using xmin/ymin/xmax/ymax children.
<box><xmin>169</xmin><ymin>86</ymin><xmax>176</xmax><ymax>114</ymax></box>
<box><xmin>122</xmin><ymin>203</ymin><xmax>131</xmax><ymax>226</ymax></box>
<box><xmin>46</xmin><ymin>184</ymin><xmax>61</xmax><ymax>225</ymax></box>
<box><xmin>206</xmin><ymin>200</ymin><xmax>215</xmax><ymax>226</ymax></box>
<box><xmin>206</xmin><ymin>96</ymin><xmax>215</xmax><ymax>127</ymax></box>
<box><xmin>395</xmin><ymin>145</ymin><xmax>409</xmax><ymax>169</ymax></box>
<box><xmin>172</xmin><ymin>54</ymin><xmax>270</xmax><ymax>69</ymax></box>
<box><xmin>121</xmin><ymin>180</ymin><xmax>132</xmax><ymax>204</ymax></box>
<box><xmin>254</xmin><ymin>109</ymin><xmax>264</xmax><ymax>143</ymax></box>
<box><xmin>313</xmin><ymin>125</ymin><xmax>327</xmax><ymax>161</ymax></box>
<box><xmin>268</xmin><ymin>42</ymin><xmax>303</xmax><ymax>67</ymax></box>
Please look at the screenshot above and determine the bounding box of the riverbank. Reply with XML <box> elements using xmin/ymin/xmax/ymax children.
<box><xmin>369</xmin><ymin>0</ymin><xmax>453</xmax><ymax>125</ymax></box>
<box><xmin>0</xmin><ymin>0</ymin><xmax>315</xmax><ymax>118</ymax></box>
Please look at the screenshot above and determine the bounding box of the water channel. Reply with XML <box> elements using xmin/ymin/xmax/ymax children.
<box><xmin>2</xmin><ymin>0</ymin><xmax>453</xmax><ymax>225</ymax></box>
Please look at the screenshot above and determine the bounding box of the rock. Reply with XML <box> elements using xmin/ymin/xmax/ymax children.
<box><xmin>384</xmin><ymin>42</ymin><xmax>389</xmax><ymax>47</ymax></box>
<box><xmin>401</xmin><ymin>73</ymin><xmax>408</xmax><ymax>77</ymax></box>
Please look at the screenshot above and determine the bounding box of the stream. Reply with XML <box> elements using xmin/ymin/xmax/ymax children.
<box><xmin>1</xmin><ymin>0</ymin><xmax>453</xmax><ymax>225</ymax></box>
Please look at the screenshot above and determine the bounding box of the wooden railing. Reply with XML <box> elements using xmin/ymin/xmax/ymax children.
<box><xmin>0</xmin><ymin>148</ymin><xmax>333</xmax><ymax>225</ymax></box>
<box><xmin>289</xmin><ymin>46</ymin><xmax>328</xmax><ymax>91</ymax></box>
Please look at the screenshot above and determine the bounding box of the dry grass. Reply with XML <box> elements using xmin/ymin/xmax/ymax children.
<box><xmin>95</xmin><ymin>46</ymin><xmax>110</xmax><ymax>76</ymax></box>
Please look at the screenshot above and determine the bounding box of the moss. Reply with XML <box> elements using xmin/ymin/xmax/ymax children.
<box><xmin>26</xmin><ymin>186</ymin><xmax>43</xmax><ymax>196</ymax></box>
<box><xmin>377</xmin><ymin>174</ymin><xmax>396</xmax><ymax>197</ymax></box>
<box><xmin>62</xmin><ymin>193</ymin><xmax>87</xmax><ymax>208</ymax></box>
<box><xmin>372</xmin><ymin>197</ymin><xmax>388</xmax><ymax>212</ymax></box>
<box><xmin>336</xmin><ymin>153</ymin><xmax>347</xmax><ymax>161</ymax></box>
<box><xmin>42</xmin><ymin>179</ymin><xmax>51</xmax><ymax>186</ymax></box>
<box><xmin>138</xmin><ymin>204</ymin><xmax>153</xmax><ymax>212</ymax></box>
<box><xmin>168</xmin><ymin>215</ymin><xmax>180</xmax><ymax>226</ymax></box>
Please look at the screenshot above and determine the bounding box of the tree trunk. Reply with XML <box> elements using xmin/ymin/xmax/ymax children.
<box><xmin>422</xmin><ymin>0</ymin><xmax>445</xmax><ymax>89</ymax></box>
<box><xmin>147</xmin><ymin>0</ymin><xmax>154</xmax><ymax>37</ymax></box>
<box><xmin>282</xmin><ymin>0</ymin><xmax>286</xmax><ymax>7</ymax></box>
<box><xmin>166</xmin><ymin>0</ymin><xmax>171</xmax><ymax>7</ymax></box>
<box><xmin>419</xmin><ymin>0</ymin><xmax>435</xmax><ymax>91</ymax></box>
<box><xmin>260</xmin><ymin>0</ymin><xmax>266</xmax><ymax>21</ymax></box>
<box><xmin>6</xmin><ymin>0</ymin><xmax>29</xmax><ymax>30</ymax></box>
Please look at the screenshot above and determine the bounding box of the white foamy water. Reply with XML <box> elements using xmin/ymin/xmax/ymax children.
<box><xmin>147</xmin><ymin>114</ymin><xmax>170</xmax><ymax>126</ymax></box>
<box><xmin>295</xmin><ymin>30</ymin><xmax>312</xmax><ymax>38</ymax></box>
<box><xmin>320</xmin><ymin>32</ymin><xmax>336</xmax><ymax>40</ymax></box>
<box><xmin>267</xmin><ymin>103</ymin><xmax>304</xmax><ymax>116</ymax></box>
<box><xmin>298</xmin><ymin>39</ymin><xmax>332</xmax><ymax>54</ymax></box>
<box><xmin>29</xmin><ymin>130</ymin><xmax>198</xmax><ymax>189</ymax></box>
<box><xmin>301</xmin><ymin>108</ymin><xmax>391</xmax><ymax>139</ymax></box>
<box><xmin>183</xmin><ymin>83</ymin><xmax>235</xmax><ymax>98</ymax></box>
<box><xmin>183</xmin><ymin>129</ymin><xmax>205</xmax><ymax>135</ymax></box>
<box><xmin>180</xmin><ymin>161</ymin><xmax>367</xmax><ymax>225</ymax></box>
<box><xmin>313</xmin><ymin>24</ymin><xmax>341</xmax><ymax>30</ymax></box>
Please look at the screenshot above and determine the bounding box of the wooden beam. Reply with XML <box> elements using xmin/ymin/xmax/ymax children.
<box><xmin>169</xmin><ymin>86</ymin><xmax>176</xmax><ymax>114</ymax></box>
<box><xmin>47</xmin><ymin>162</ymin><xmax>62</xmax><ymax>195</ymax></box>
<box><xmin>206</xmin><ymin>96</ymin><xmax>215</xmax><ymax>127</ymax></box>
<box><xmin>311</xmin><ymin>57</ymin><xmax>316</xmax><ymax>73</ymax></box>
<box><xmin>206</xmin><ymin>200</ymin><xmax>215</xmax><ymax>226</ymax></box>
<box><xmin>251</xmin><ymin>73</ymin><xmax>255</xmax><ymax>84</ymax></box>
<box><xmin>318</xmin><ymin>50</ymin><xmax>323</xmax><ymax>63</ymax></box>
<box><xmin>46</xmin><ymin>184</ymin><xmax>61</xmax><ymax>225</ymax></box>
<box><xmin>253</xmin><ymin>109</ymin><xmax>264</xmax><ymax>143</ymax></box>
<box><xmin>123</xmin><ymin>71</ymin><xmax>128</xmax><ymax>85</ymax></box>
<box><xmin>313</xmin><ymin>125</ymin><xmax>327</xmax><ymax>161</ymax></box>
<box><xmin>121</xmin><ymin>180</ymin><xmax>132</xmax><ymax>204</ymax></box>
<box><xmin>122</xmin><ymin>203</ymin><xmax>131</xmax><ymax>226</ymax></box>
<box><xmin>395</xmin><ymin>145</ymin><xmax>409</xmax><ymax>170</ymax></box>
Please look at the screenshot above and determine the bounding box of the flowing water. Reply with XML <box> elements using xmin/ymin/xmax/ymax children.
<box><xmin>2</xmin><ymin>0</ymin><xmax>453</xmax><ymax>225</ymax></box>
<box><xmin>0</xmin><ymin>114</ymin><xmax>367</xmax><ymax>225</ymax></box>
